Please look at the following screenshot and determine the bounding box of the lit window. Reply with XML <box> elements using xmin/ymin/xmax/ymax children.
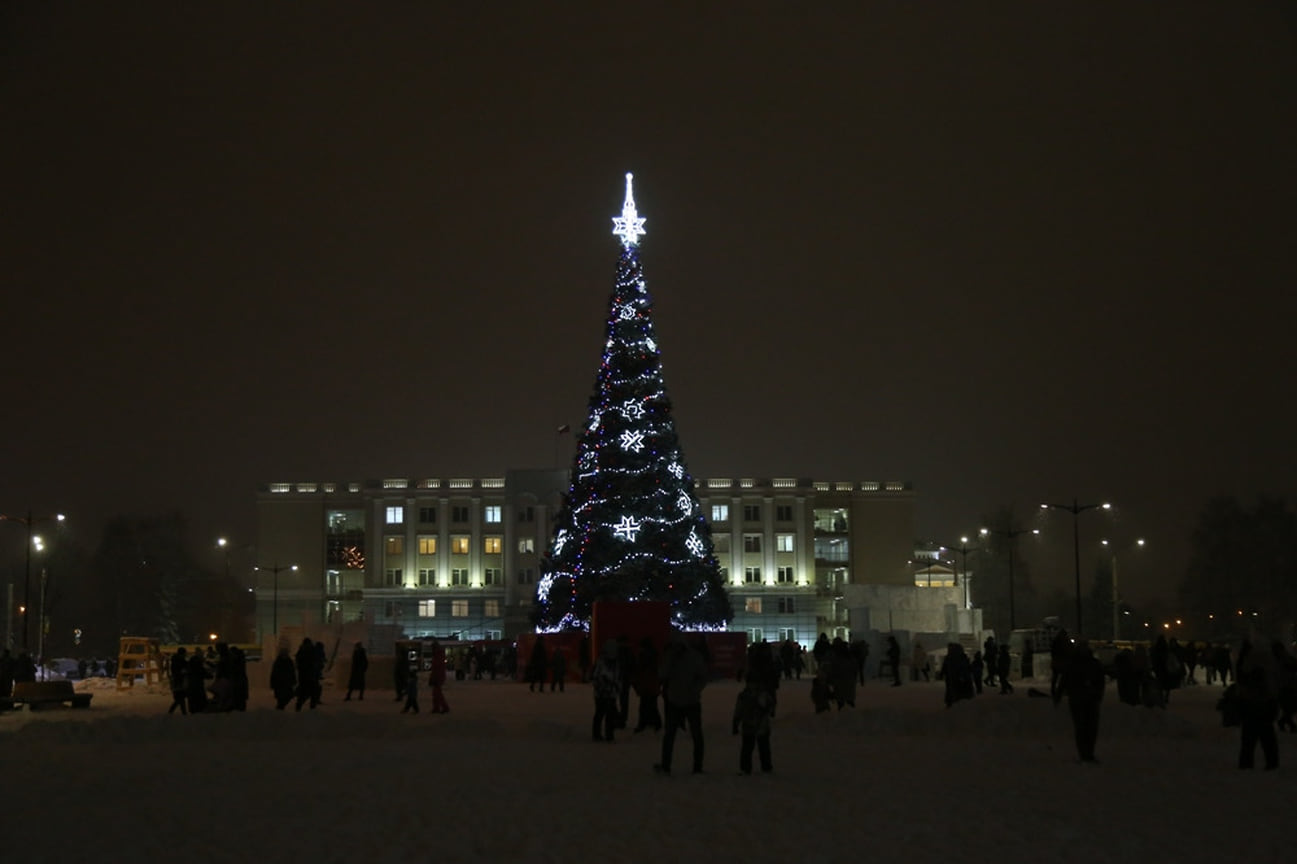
<box><xmin>485</xmin><ymin>599</ymin><xmax>500</xmax><ymax>618</ymax></box>
<box><xmin>518</xmin><ymin>537</ymin><xmax>535</xmax><ymax>554</ymax></box>
<box><xmin>484</xmin><ymin>506</ymin><xmax>502</xmax><ymax>524</ymax></box>
<box><xmin>745</xmin><ymin>598</ymin><xmax>762</xmax><ymax>613</ymax></box>
<box><xmin>484</xmin><ymin>536</ymin><xmax>502</xmax><ymax>555</ymax></box>
<box><xmin>451</xmin><ymin>536</ymin><xmax>470</xmax><ymax>555</ymax></box>
<box><xmin>777</xmin><ymin>566</ymin><xmax>795</xmax><ymax>584</ymax></box>
<box><xmin>744</xmin><ymin>535</ymin><xmax>762</xmax><ymax>553</ymax></box>
<box><xmin>418</xmin><ymin>537</ymin><xmax>436</xmax><ymax>555</ymax></box>
<box><xmin>418</xmin><ymin>600</ymin><xmax>435</xmax><ymax>617</ymax></box>
<box><xmin>385</xmin><ymin>506</ymin><xmax>404</xmax><ymax>524</ymax></box>
<box><xmin>451</xmin><ymin>568</ymin><xmax>469</xmax><ymax>586</ymax></box>
<box><xmin>776</xmin><ymin>534</ymin><xmax>794</xmax><ymax>553</ymax></box>
<box><xmin>745</xmin><ymin>567</ymin><xmax>761</xmax><ymax>584</ymax></box>
<box><xmin>711</xmin><ymin>504</ymin><xmax>729</xmax><ymax>522</ymax></box>
<box><xmin>385</xmin><ymin>537</ymin><xmax>404</xmax><ymax>556</ymax></box>
<box><xmin>452</xmin><ymin>600</ymin><xmax>469</xmax><ymax>617</ymax></box>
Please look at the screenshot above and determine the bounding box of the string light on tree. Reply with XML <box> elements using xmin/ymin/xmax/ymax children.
<box><xmin>532</xmin><ymin>173</ymin><xmax>731</xmax><ymax>633</ymax></box>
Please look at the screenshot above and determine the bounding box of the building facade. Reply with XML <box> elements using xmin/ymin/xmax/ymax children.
<box><xmin>254</xmin><ymin>471</ymin><xmax>915</xmax><ymax>649</ymax></box>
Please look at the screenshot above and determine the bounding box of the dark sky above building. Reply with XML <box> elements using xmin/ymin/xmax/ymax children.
<box><xmin>3</xmin><ymin>3</ymin><xmax>1294</xmax><ymax>610</ymax></box>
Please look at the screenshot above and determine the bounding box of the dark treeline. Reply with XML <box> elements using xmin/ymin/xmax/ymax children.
<box><xmin>4</xmin><ymin>512</ymin><xmax>251</xmax><ymax>659</ymax></box>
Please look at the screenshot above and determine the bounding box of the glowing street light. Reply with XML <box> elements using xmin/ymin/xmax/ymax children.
<box><xmin>1</xmin><ymin>511</ymin><xmax>65</xmax><ymax>652</ymax></box>
<box><xmin>1041</xmin><ymin>499</ymin><xmax>1111</xmax><ymax>636</ymax></box>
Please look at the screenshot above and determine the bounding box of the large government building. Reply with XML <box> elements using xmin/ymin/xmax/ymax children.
<box><xmin>254</xmin><ymin>470</ymin><xmax>936</xmax><ymax>650</ymax></box>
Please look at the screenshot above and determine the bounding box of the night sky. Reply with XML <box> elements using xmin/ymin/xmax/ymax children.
<box><xmin>3</xmin><ymin>3</ymin><xmax>1294</xmax><ymax>609</ymax></box>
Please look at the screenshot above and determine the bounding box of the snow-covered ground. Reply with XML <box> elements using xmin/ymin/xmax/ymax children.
<box><xmin>0</xmin><ymin>672</ymin><xmax>1287</xmax><ymax>863</ymax></box>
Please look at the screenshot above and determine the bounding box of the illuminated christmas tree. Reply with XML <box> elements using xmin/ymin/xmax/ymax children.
<box><xmin>532</xmin><ymin>174</ymin><xmax>732</xmax><ymax>633</ymax></box>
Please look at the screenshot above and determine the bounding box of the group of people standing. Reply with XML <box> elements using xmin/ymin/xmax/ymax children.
<box><xmin>167</xmin><ymin>643</ymin><xmax>249</xmax><ymax>714</ymax></box>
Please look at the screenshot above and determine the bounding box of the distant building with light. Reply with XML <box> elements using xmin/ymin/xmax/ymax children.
<box><xmin>252</xmin><ymin>471</ymin><xmax>976</xmax><ymax>652</ymax></box>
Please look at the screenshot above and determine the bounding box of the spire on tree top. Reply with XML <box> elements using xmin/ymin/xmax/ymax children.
<box><xmin>611</xmin><ymin>172</ymin><xmax>646</xmax><ymax>248</ymax></box>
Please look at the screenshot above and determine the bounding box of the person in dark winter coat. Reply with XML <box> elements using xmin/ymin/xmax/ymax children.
<box><xmin>345</xmin><ymin>642</ymin><xmax>368</xmax><ymax>701</ymax></box>
<box><xmin>732</xmin><ymin>679</ymin><xmax>775</xmax><ymax>774</ymax></box>
<box><xmin>1055</xmin><ymin>640</ymin><xmax>1105</xmax><ymax>762</ymax></box>
<box><xmin>997</xmin><ymin>645</ymin><xmax>1014</xmax><ymax>694</ymax></box>
<box><xmin>550</xmin><ymin>645</ymin><xmax>567</xmax><ymax>693</ymax></box>
<box><xmin>428</xmin><ymin>639</ymin><xmax>449</xmax><ymax>714</ymax></box>
<box><xmin>829</xmin><ymin>638</ymin><xmax>857</xmax><ymax>709</ymax></box>
<box><xmin>984</xmin><ymin>636</ymin><xmax>998</xmax><ymax>687</ymax></box>
<box><xmin>294</xmin><ymin>638</ymin><xmax>320</xmax><ymax>711</ymax></box>
<box><xmin>270</xmin><ymin>647</ymin><xmax>296</xmax><ymax>709</ymax></box>
<box><xmin>394</xmin><ymin>649</ymin><xmax>408</xmax><ymax>702</ymax></box>
<box><xmin>591</xmin><ymin>640</ymin><xmax>621</xmax><ymax>742</ymax></box>
<box><xmin>970</xmin><ymin>651</ymin><xmax>984</xmax><ymax>695</ymax></box>
<box><xmin>401</xmin><ymin>659</ymin><xmax>420</xmax><ymax>714</ymax></box>
<box><xmin>527</xmin><ymin>636</ymin><xmax>548</xmax><ymax>692</ymax></box>
<box><xmin>940</xmin><ymin>643</ymin><xmax>975</xmax><ymax>707</ymax></box>
<box><xmin>168</xmin><ymin>648</ymin><xmax>189</xmax><ymax>714</ymax></box>
<box><xmin>1235</xmin><ymin>640</ymin><xmax>1279</xmax><ymax>770</ymax></box>
<box><xmin>655</xmin><ymin>632</ymin><xmax>708</xmax><ymax>775</ymax></box>
<box><xmin>1271</xmin><ymin>640</ymin><xmax>1297</xmax><ymax>734</ymax></box>
<box><xmin>186</xmin><ymin>650</ymin><xmax>209</xmax><ymax>713</ymax></box>
<box><xmin>632</xmin><ymin>637</ymin><xmax>662</xmax><ymax>733</ymax></box>
<box><xmin>811</xmin><ymin>670</ymin><xmax>831</xmax><ymax>713</ymax></box>
<box><xmin>886</xmin><ymin>635</ymin><xmax>902</xmax><ymax>687</ymax></box>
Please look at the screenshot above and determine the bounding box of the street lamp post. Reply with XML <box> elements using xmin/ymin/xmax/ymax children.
<box><xmin>1</xmin><ymin>511</ymin><xmax>65</xmax><ymax>653</ymax></box>
<box><xmin>255</xmin><ymin>563</ymin><xmax>298</xmax><ymax>637</ymax></box>
<box><xmin>948</xmin><ymin>536</ymin><xmax>975</xmax><ymax>609</ymax></box>
<box><xmin>1041</xmin><ymin>499</ymin><xmax>1111</xmax><ymax>637</ymax></box>
<box><xmin>1101</xmin><ymin>537</ymin><xmax>1145</xmax><ymax>640</ymax></box>
<box><xmin>980</xmin><ymin>526</ymin><xmax>1039</xmax><ymax>632</ymax></box>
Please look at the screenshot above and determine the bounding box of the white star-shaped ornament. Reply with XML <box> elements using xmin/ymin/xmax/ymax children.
<box><xmin>611</xmin><ymin>172</ymin><xmax>646</xmax><ymax>247</ymax></box>
<box><xmin>612</xmin><ymin>515</ymin><xmax>642</xmax><ymax>542</ymax></box>
<box><xmin>621</xmin><ymin>400</ymin><xmax>645</xmax><ymax>420</ymax></box>
<box><xmin>620</xmin><ymin>429</ymin><xmax>645</xmax><ymax>452</ymax></box>
<box><xmin>618</xmin><ymin>303</ymin><xmax>635</xmax><ymax>321</ymax></box>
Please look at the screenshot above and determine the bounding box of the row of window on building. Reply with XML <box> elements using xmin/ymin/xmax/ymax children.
<box><xmin>378</xmin><ymin>503</ymin><xmax>850</xmax><ymax>531</ymax></box>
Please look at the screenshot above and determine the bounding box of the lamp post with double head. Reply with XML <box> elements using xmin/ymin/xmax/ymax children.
<box><xmin>980</xmin><ymin>526</ymin><xmax>1040</xmax><ymax>632</ymax></box>
<box><xmin>254</xmin><ymin>563</ymin><xmax>298</xmax><ymax>638</ymax></box>
<box><xmin>1041</xmin><ymin>499</ymin><xmax>1111</xmax><ymax>637</ymax></box>
<box><xmin>1100</xmin><ymin>537</ymin><xmax>1145</xmax><ymax>640</ymax></box>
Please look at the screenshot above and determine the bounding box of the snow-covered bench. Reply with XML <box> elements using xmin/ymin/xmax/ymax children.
<box><xmin>9</xmin><ymin>680</ymin><xmax>93</xmax><ymax>710</ymax></box>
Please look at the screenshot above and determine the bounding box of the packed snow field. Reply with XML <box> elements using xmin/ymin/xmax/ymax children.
<box><xmin>1</xmin><ymin>672</ymin><xmax>1288</xmax><ymax>864</ymax></box>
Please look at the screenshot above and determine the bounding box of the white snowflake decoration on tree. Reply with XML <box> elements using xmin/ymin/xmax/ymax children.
<box><xmin>611</xmin><ymin>172</ymin><xmax>646</xmax><ymax>247</ymax></box>
<box><xmin>677</xmin><ymin>492</ymin><xmax>692</xmax><ymax>514</ymax></box>
<box><xmin>588</xmin><ymin>413</ymin><xmax>601</xmax><ymax>433</ymax></box>
<box><xmin>612</xmin><ymin>515</ymin><xmax>642</xmax><ymax>542</ymax></box>
<box><xmin>553</xmin><ymin>529</ymin><xmax>568</xmax><ymax>555</ymax></box>
<box><xmin>668</xmin><ymin>461</ymin><xmax>684</xmax><ymax>479</ymax></box>
<box><xmin>617</xmin><ymin>303</ymin><xmax>636</xmax><ymax>321</ymax></box>
<box><xmin>621</xmin><ymin>399</ymin><xmax>645</xmax><ymax>420</ymax></box>
<box><xmin>620</xmin><ymin>429</ymin><xmax>645</xmax><ymax>452</ymax></box>
<box><xmin>686</xmin><ymin>530</ymin><xmax>704</xmax><ymax>558</ymax></box>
